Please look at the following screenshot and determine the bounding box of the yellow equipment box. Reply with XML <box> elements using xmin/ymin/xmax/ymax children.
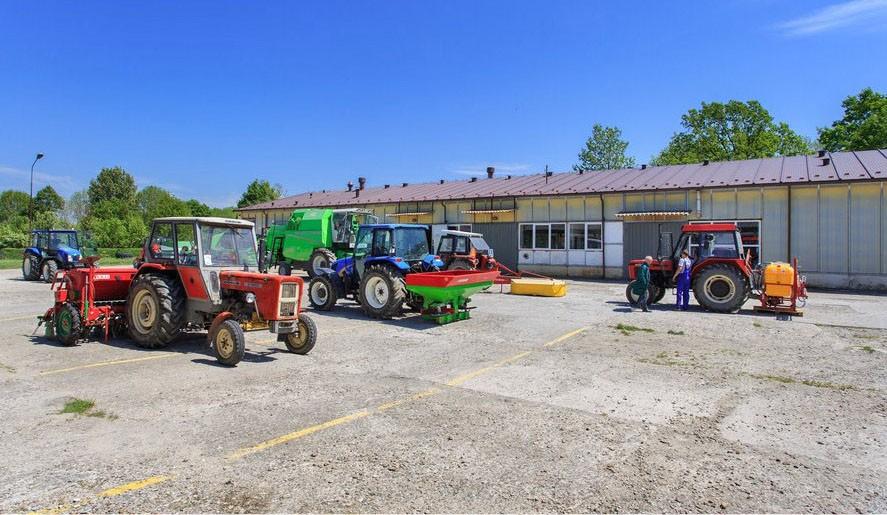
<box><xmin>510</xmin><ymin>278</ymin><xmax>567</xmax><ymax>297</ymax></box>
<box><xmin>763</xmin><ymin>262</ymin><xmax>795</xmax><ymax>298</ymax></box>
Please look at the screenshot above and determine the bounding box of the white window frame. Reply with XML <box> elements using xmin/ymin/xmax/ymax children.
<box><xmin>567</xmin><ymin>222</ymin><xmax>603</xmax><ymax>252</ymax></box>
<box><xmin>689</xmin><ymin>219</ymin><xmax>761</xmax><ymax>264</ymax></box>
<box><xmin>447</xmin><ymin>224</ymin><xmax>472</xmax><ymax>232</ymax></box>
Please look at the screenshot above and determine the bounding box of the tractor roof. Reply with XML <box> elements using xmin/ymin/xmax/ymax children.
<box><xmin>681</xmin><ymin>223</ymin><xmax>739</xmax><ymax>233</ymax></box>
<box><xmin>153</xmin><ymin>217</ymin><xmax>254</xmax><ymax>227</ymax></box>
<box><xmin>360</xmin><ymin>223</ymin><xmax>428</xmax><ymax>229</ymax></box>
<box><xmin>441</xmin><ymin>230</ymin><xmax>484</xmax><ymax>238</ymax></box>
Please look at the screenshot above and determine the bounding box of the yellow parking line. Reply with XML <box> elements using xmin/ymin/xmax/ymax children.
<box><xmin>39</xmin><ymin>353</ymin><xmax>178</xmax><ymax>376</ymax></box>
<box><xmin>228</xmin><ymin>327</ymin><xmax>588</xmax><ymax>460</ymax></box>
<box><xmin>227</xmin><ymin>411</ymin><xmax>371</xmax><ymax>460</ymax></box>
<box><xmin>29</xmin><ymin>475</ymin><xmax>171</xmax><ymax>514</ymax></box>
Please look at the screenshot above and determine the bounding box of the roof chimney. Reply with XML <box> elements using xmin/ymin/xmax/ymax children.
<box><xmin>439</xmin><ymin>179</ymin><xmax>445</xmax><ymax>184</ymax></box>
<box><xmin>358</xmin><ymin>176</ymin><xmax>366</xmax><ymax>190</ymax></box>
<box><xmin>817</xmin><ymin>149</ymin><xmax>827</xmax><ymax>158</ymax></box>
<box><xmin>402</xmin><ymin>182</ymin><xmax>408</xmax><ymax>187</ymax></box>
<box><xmin>641</xmin><ymin>164</ymin><xmax>647</xmax><ymax>170</ymax></box>
<box><xmin>822</xmin><ymin>157</ymin><xmax>831</xmax><ymax>166</ymax></box>
<box><xmin>470</xmin><ymin>177</ymin><xmax>478</xmax><ymax>183</ymax></box>
<box><xmin>486</xmin><ymin>166</ymin><xmax>495</xmax><ymax>179</ymax></box>
<box><xmin>506</xmin><ymin>175</ymin><xmax>512</xmax><ymax>180</ymax></box>
<box><xmin>347</xmin><ymin>181</ymin><xmax>353</xmax><ymax>192</ymax></box>
<box><xmin>384</xmin><ymin>184</ymin><xmax>390</xmax><ymax>189</ymax></box>
<box><xmin>702</xmin><ymin>160</ymin><xmax>710</xmax><ymax>166</ymax></box>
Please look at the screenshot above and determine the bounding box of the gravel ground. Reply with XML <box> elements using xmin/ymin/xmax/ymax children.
<box><xmin>0</xmin><ymin>267</ymin><xmax>884</xmax><ymax>513</ymax></box>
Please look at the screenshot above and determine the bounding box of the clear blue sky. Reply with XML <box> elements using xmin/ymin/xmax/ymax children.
<box><xmin>1</xmin><ymin>0</ymin><xmax>886</xmax><ymax>206</ymax></box>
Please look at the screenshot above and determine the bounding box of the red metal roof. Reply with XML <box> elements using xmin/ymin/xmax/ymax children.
<box><xmin>237</xmin><ymin>149</ymin><xmax>887</xmax><ymax>211</ymax></box>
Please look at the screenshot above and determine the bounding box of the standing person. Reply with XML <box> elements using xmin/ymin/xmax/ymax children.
<box><xmin>673</xmin><ymin>250</ymin><xmax>692</xmax><ymax>311</ymax></box>
<box><xmin>632</xmin><ymin>256</ymin><xmax>653</xmax><ymax>312</ymax></box>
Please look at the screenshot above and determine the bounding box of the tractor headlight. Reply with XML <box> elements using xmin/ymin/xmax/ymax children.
<box><xmin>245</xmin><ymin>293</ymin><xmax>256</xmax><ymax>304</ymax></box>
<box><xmin>66</xmin><ymin>255</ymin><xmax>73</xmax><ymax>262</ymax></box>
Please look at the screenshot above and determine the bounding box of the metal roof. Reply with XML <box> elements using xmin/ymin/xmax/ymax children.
<box><xmin>238</xmin><ymin>149</ymin><xmax>887</xmax><ymax>211</ymax></box>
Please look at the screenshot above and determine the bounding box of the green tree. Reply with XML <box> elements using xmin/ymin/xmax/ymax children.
<box><xmin>33</xmin><ymin>185</ymin><xmax>65</xmax><ymax>214</ymax></box>
<box><xmin>208</xmin><ymin>206</ymin><xmax>236</xmax><ymax>218</ymax></box>
<box><xmin>573</xmin><ymin>124</ymin><xmax>636</xmax><ymax>171</ymax></box>
<box><xmin>62</xmin><ymin>190</ymin><xmax>89</xmax><ymax>227</ymax></box>
<box><xmin>87</xmin><ymin>166</ymin><xmax>137</xmax><ymax>206</ymax></box>
<box><xmin>186</xmin><ymin>199</ymin><xmax>211</xmax><ymax>217</ymax></box>
<box><xmin>136</xmin><ymin>186</ymin><xmax>190</xmax><ymax>223</ymax></box>
<box><xmin>237</xmin><ymin>180</ymin><xmax>282</xmax><ymax>208</ymax></box>
<box><xmin>0</xmin><ymin>190</ymin><xmax>30</xmax><ymax>222</ymax></box>
<box><xmin>652</xmin><ymin>100</ymin><xmax>811</xmax><ymax>165</ymax></box>
<box><xmin>818</xmin><ymin>88</ymin><xmax>887</xmax><ymax>151</ymax></box>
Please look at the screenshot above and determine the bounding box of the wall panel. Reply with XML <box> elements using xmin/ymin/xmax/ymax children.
<box><xmin>819</xmin><ymin>185</ymin><xmax>849</xmax><ymax>274</ymax></box>
<box><xmin>849</xmin><ymin>183</ymin><xmax>881</xmax><ymax>274</ymax></box>
<box><xmin>791</xmin><ymin>187</ymin><xmax>819</xmax><ymax>271</ymax></box>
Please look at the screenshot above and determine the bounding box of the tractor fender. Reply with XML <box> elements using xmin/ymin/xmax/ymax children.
<box><xmin>207</xmin><ymin>311</ymin><xmax>236</xmax><ymax>344</ymax></box>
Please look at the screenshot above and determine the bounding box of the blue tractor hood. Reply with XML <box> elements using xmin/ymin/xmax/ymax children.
<box><xmin>55</xmin><ymin>245</ymin><xmax>82</xmax><ymax>263</ymax></box>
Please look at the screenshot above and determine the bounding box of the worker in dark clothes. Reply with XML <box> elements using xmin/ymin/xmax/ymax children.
<box><xmin>673</xmin><ymin>250</ymin><xmax>692</xmax><ymax>311</ymax></box>
<box><xmin>632</xmin><ymin>255</ymin><xmax>653</xmax><ymax>312</ymax></box>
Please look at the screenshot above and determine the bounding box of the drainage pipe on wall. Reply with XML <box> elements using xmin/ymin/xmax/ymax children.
<box><xmin>599</xmin><ymin>193</ymin><xmax>606</xmax><ymax>279</ymax></box>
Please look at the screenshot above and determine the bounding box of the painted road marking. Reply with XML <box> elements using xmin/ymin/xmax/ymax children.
<box><xmin>228</xmin><ymin>326</ymin><xmax>590</xmax><ymax>460</ymax></box>
<box><xmin>29</xmin><ymin>475</ymin><xmax>171</xmax><ymax>514</ymax></box>
<box><xmin>39</xmin><ymin>353</ymin><xmax>178</xmax><ymax>376</ymax></box>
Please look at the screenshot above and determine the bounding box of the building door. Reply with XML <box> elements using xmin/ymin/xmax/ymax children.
<box><xmin>622</xmin><ymin>221</ymin><xmax>685</xmax><ymax>269</ymax></box>
<box><xmin>472</xmin><ymin>222</ymin><xmax>519</xmax><ymax>271</ymax></box>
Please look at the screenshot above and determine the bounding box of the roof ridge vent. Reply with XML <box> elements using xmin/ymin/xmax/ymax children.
<box><xmin>384</xmin><ymin>184</ymin><xmax>390</xmax><ymax>189</ymax></box>
<box><xmin>702</xmin><ymin>160</ymin><xmax>710</xmax><ymax>166</ymax></box>
<box><xmin>439</xmin><ymin>179</ymin><xmax>445</xmax><ymax>184</ymax></box>
<box><xmin>402</xmin><ymin>182</ymin><xmax>408</xmax><ymax>187</ymax></box>
<box><xmin>821</xmin><ymin>157</ymin><xmax>831</xmax><ymax>166</ymax></box>
<box><xmin>817</xmin><ymin>149</ymin><xmax>827</xmax><ymax>158</ymax></box>
<box><xmin>470</xmin><ymin>177</ymin><xmax>478</xmax><ymax>182</ymax></box>
<box><xmin>641</xmin><ymin>164</ymin><xmax>647</xmax><ymax>170</ymax></box>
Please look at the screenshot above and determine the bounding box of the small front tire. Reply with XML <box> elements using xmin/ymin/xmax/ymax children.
<box><xmin>213</xmin><ymin>319</ymin><xmax>245</xmax><ymax>366</ymax></box>
<box><xmin>308</xmin><ymin>248</ymin><xmax>337</xmax><ymax>278</ymax></box>
<box><xmin>284</xmin><ymin>314</ymin><xmax>317</xmax><ymax>355</ymax></box>
<box><xmin>308</xmin><ymin>276</ymin><xmax>337</xmax><ymax>311</ymax></box>
<box><xmin>55</xmin><ymin>303</ymin><xmax>82</xmax><ymax>346</ymax></box>
<box><xmin>42</xmin><ymin>260</ymin><xmax>58</xmax><ymax>283</ymax></box>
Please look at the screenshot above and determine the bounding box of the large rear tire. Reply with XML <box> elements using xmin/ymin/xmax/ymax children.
<box><xmin>447</xmin><ymin>259</ymin><xmax>473</xmax><ymax>271</ymax></box>
<box><xmin>284</xmin><ymin>313</ymin><xmax>317</xmax><ymax>355</ymax></box>
<box><xmin>308</xmin><ymin>276</ymin><xmax>337</xmax><ymax>311</ymax></box>
<box><xmin>308</xmin><ymin>248</ymin><xmax>336</xmax><ymax>278</ymax></box>
<box><xmin>55</xmin><ymin>303</ymin><xmax>82</xmax><ymax>346</ymax></box>
<box><xmin>692</xmin><ymin>264</ymin><xmax>749</xmax><ymax>313</ymax></box>
<box><xmin>213</xmin><ymin>319</ymin><xmax>245</xmax><ymax>366</ymax></box>
<box><xmin>360</xmin><ymin>265</ymin><xmax>406</xmax><ymax>319</ymax></box>
<box><xmin>22</xmin><ymin>254</ymin><xmax>40</xmax><ymax>281</ymax></box>
<box><xmin>42</xmin><ymin>260</ymin><xmax>58</xmax><ymax>283</ymax></box>
<box><xmin>126</xmin><ymin>273</ymin><xmax>186</xmax><ymax>348</ymax></box>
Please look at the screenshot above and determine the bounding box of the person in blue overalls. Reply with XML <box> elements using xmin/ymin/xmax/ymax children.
<box><xmin>672</xmin><ymin>250</ymin><xmax>692</xmax><ymax>311</ymax></box>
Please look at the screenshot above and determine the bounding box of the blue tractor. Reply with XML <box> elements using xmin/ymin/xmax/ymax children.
<box><xmin>307</xmin><ymin>224</ymin><xmax>443</xmax><ymax>319</ymax></box>
<box><xmin>22</xmin><ymin>229</ymin><xmax>84</xmax><ymax>282</ymax></box>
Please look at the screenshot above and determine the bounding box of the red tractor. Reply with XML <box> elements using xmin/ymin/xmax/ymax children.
<box><xmin>436</xmin><ymin>230</ymin><xmax>498</xmax><ymax>271</ymax></box>
<box><xmin>626</xmin><ymin>223</ymin><xmax>753</xmax><ymax>313</ymax></box>
<box><xmin>41</xmin><ymin>217</ymin><xmax>317</xmax><ymax>366</ymax></box>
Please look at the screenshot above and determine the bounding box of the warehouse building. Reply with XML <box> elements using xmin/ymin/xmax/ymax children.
<box><xmin>237</xmin><ymin>149</ymin><xmax>887</xmax><ymax>290</ymax></box>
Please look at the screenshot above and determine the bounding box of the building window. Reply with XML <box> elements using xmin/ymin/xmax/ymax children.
<box><xmin>447</xmin><ymin>224</ymin><xmax>472</xmax><ymax>232</ymax></box>
<box><xmin>567</xmin><ymin>222</ymin><xmax>603</xmax><ymax>251</ymax></box>
<box><xmin>550</xmin><ymin>223</ymin><xmax>566</xmax><ymax>250</ymax></box>
<box><xmin>520</xmin><ymin>224</ymin><xmax>533</xmax><ymax>249</ymax></box>
<box><xmin>689</xmin><ymin>220</ymin><xmax>760</xmax><ymax>264</ymax></box>
<box><xmin>534</xmin><ymin>225</ymin><xmax>550</xmax><ymax>249</ymax></box>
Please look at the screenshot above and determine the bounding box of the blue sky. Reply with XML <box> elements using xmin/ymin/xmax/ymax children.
<box><xmin>1</xmin><ymin>0</ymin><xmax>886</xmax><ymax>206</ymax></box>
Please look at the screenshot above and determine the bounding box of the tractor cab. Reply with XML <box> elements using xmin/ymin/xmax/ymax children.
<box><xmin>350</xmin><ymin>224</ymin><xmax>438</xmax><ymax>278</ymax></box>
<box><xmin>670</xmin><ymin>223</ymin><xmax>745</xmax><ymax>267</ymax></box>
<box><xmin>436</xmin><ymin>230</ymin><xmax>498</xmax><ymax>271</ymax></box>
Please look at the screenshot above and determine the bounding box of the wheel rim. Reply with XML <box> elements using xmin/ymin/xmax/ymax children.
<box><xmin>310</xmin><ymin>281</ymin><xmax>328</xmax><ymax>305</ymax></box>
<box><xmin>23</xmin><ymin>259</ymin><xmax>30</xmax><ymax>275</ymax></box>
<box><xmin>131</xmin><ymin>289</ymin><xmax>158</xmax><ymax>334</ymax></box>
<box><xmin>364</xmin><ymin>276</ymin><xmax>389</xmax><ymax>309</ymax></box>
<box><xmin>311</xmin><ymin>255</ymin><xmax>329</xmax><ymax>275</ymax></box>
<box><xmin>57</xmin><ymin>310</ymin><xmax>72</xmax><ymax>336</ymax></box>
<box><xmin>289</xmin><ymin>320</ymin><xmax>309</xmax><ymax>349</ymax></box>
<box><xmin>704</xmin><ymin>274</ymin><xmax>735</xmax><ymax>302</ymax></box>
<box><xmin>42</xmin><ymin>263</ymin><xmax>50</xmax><ymax>280</ymax></box>
<box><xmin>216</xmin><ymin>327</ymin><xmax>234</xmax><ymax>358</ymax></box>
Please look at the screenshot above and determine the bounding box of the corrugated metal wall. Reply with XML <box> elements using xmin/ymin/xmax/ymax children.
<box><xmin>472</xmin><ymin>222</ymin><xmax>519</xmax><ymax>270</ymax></box>
<box><xmin>622</xmin><ymin>222</ymin><xmax>685</xmax><ymax>269</ymax></box>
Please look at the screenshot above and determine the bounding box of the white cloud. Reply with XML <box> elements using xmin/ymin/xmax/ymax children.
<box><xmin>776</xmin><ymin>0</ymin><xmax>887</xmax><ymax>36</ymax></box>
<box><xmin>0</xmin><ymin>165</ymin><xmax>81</xmax><ymax>196</ymax></box>
<box><xmin>450</xmin><ymin>163</ymin><xmax>534</xmax><ymax>177</ymax></box>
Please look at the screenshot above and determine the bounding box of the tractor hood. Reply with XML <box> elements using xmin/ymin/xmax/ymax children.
<box><xmin>56</xmin><ymin>245</ymin><xmax>82</xmax><ymax>263</ymax></box>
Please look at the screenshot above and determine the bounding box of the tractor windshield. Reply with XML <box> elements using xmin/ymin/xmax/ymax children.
<box><xmin>200</xmin><ymin>225</ymin><xmax>258</xmax><ymax>268</ymax></box>
<box><xmin>36</xmin><ymin>231</ymin><xmax>78</xmax><ymax>250</ymax></box>
<box><xmin>394</xmin><ymin>228</ymin><xmax>430</xmax><ymax>261</ymax></box>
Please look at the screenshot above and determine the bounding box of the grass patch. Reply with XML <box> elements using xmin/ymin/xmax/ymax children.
<box><xmin>667</xmin><ymin>330</ymin><xmax>685</xmax><ymax>336</ymax></box>
<box><xmin>59</xmin><ymin>398</ymin><xmax>116</xmax><ymax>419</ymax></box>
<box><xmin>857</xmin><ymin>345</ymin><xmax>876</xmax><ymax>353</ymax></box>
<box><xmin>0</xmin><ymin>258</ymin><xmax>20</xmax><ymax>270</ymax></box>
<box><xmin>614</xmin><ymin>323</ymin><xmax>655</xmax><ymax>336</ymax></box>
<box><xmin>751</xmin><ymin>374</ymin><xmax>856</xmax><ymax>391</ymax></box>
<box><xmin>638</xmin><ymin>351</ymin><xmax>697</xmax><ymax>367</ymax></box>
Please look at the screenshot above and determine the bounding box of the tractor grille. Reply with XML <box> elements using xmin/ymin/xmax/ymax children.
<box><xmin>281</xmin><ymin>283</ymin><xmax>299</xmax><ymax>299</ymax></box>
<box><xmin>279</xmin><ymin>301</ymin><xmax>296</xmax><ymax>317</ymax></box>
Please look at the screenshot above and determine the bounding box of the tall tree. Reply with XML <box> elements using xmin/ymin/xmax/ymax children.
<box><xmin>87</xmin><ymin>166</ymin><xmax>137</xmax><ymax>206</ymax></box>
<box><xmin>573</xmin><ymin>124</ymin><xmax>636</xmax><ymax>171</ymax></box>
<box><xmin>0</xmin><ymin>190</ymin><xmax>30</xmax><ymax>222</ymax></box>
<box><xmin>61</xmin><ymin>190</ymin><xmax>89</xmax><ymax>227</ymax></box>
<box><xmin>818</xmin><ymin>88</ymin><xmax>887</xmax><ymax>151</ymax></box>
<box><xmin>237</xmin><ymin>179</ymin><xmax>282</xmax><ymax>208</ymax></box>
<box><xmin>33</xmin><ymin>185</ymin><xmax>65</xmax><ymax>214</ymax></box>
<box><xmin>136</xmin><ymin>186</ymin><xmax>190</xmax><ymax>223</ymax></box>
<box><xmin>186</xmin><ymin>199</ymin><xmax>211</xmax><ymax>217</ymax></box>
<box><xmin>652</xmin><ymin>100</ymin><xmax>811</xmax><ymax>165</ymax></box>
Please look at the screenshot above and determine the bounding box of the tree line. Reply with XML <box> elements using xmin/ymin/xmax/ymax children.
<box><xmin>0</xmin><ymin>166</ymin><xmax>283</xmax><ymax>248</ymax></box>
<box><xmin>574</xmin><ymin>88</ymin><xmax>887</xmax><ymax>171</ymax></box>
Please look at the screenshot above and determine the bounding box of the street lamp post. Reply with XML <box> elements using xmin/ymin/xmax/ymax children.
<box><xmin>28</xmin><ymin>152</ymin><xmax>45</xmax><ymax>233</ymax></box>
